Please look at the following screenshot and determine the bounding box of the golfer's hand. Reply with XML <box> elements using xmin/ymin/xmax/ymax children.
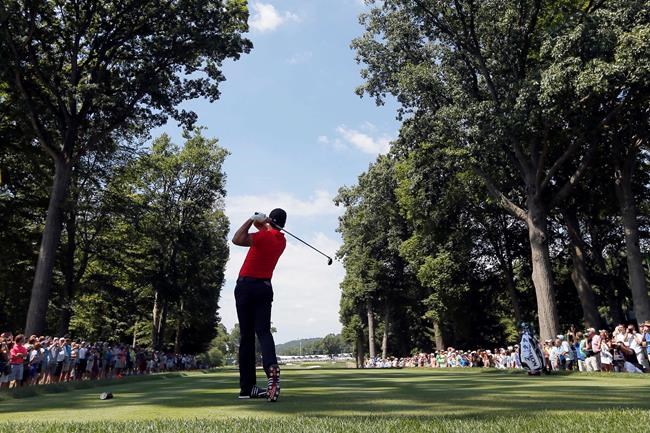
<box><xmin>251</xmin><ymin>212</ymin><xmax>267</xmax><ymax>223</ymax></box>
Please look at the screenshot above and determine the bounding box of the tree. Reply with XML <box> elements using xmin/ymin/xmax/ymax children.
<box><xmin>122</xmin><ymin>130</ymin><xmax>230</xmax><ymax>350</ymax></box>
<box><xmin>353</xmin><ymin>0</ymin><xmax>648</xmax><ymax>339</ymax></box>
<box><xmin>336</xmin><ymin>156</ymin><xmax>422</xmax><ymax>357</ymax></box>
<box><xmin>321</xmin><ymin>333</ymin><xmax>345</xmax><ymax>356</ymax></box>
<box><xmin>0</xmin><ymin>132</ymin><xmax>50</xmax><ymax>331</ymax></box>
<box><xmin>200</xmin><ymin>323</ymin><xmax>234</xmax><ymax>367</ymax></box>
<box><xmin>58</xmin><ymin>143</ymin><xmax>136</xmax><ymax>335</ymax></box>
<box><xmin>0</xmin><ymin>0</ymin><xmax>252</xmax><ymax>335</ymax></box>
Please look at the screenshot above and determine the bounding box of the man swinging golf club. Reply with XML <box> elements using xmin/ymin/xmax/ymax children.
<box><xmin>232</xmin><ymin>208</ymin><xmax>286</xmax><ymax>402</ymax></box>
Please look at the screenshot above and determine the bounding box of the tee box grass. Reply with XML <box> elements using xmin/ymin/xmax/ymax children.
<box><xmin>1</xmin><ymin>368</ymin><xmax>650</xmax><ymax>432</ymax></box>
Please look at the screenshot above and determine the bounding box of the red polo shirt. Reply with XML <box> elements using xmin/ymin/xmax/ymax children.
<box><xmin>239</xmin><ymin>228</ymin><xmax>286</xmax><ymax>279</ymax></box>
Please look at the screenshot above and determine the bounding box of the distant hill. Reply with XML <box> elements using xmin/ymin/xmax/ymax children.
<box><xmin>276</xmin><ymin>338</ymin><xmax>322</xmax><ymax>356</ymax></box>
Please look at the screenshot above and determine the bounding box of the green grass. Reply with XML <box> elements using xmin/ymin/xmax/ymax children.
<box><xmin>1</xmin><ymin>368</ymin><xmax>649</xmax><ymax>432</ymax></box>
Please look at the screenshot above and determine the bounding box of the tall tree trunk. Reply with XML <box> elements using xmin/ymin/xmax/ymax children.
<box><xmin>562</xmin><ymin>208</ymin><xmax>602</xmax><ymax>329</ymax></box>
<box><xmin>356</xmin><ymin>334</ymin><xmax>364</xmax><ymax>368</ymax></box>
<box><xmin>433</xmin><ymin>319</ymin><xmax>445</xmax><ymax>351</ymax></box>
<box><xmin>133</xmin><ymin>321</ymin><xmax>138</xmax><ymax>347</ymax></box>
<box><xmin>159</xmin><ymin>298</ymin><xmax>168</xmax><ymax>349</ymax></box>
<box><xmin>589</xmin><ymin>223</ymin><xmax>626</xmax><ymax>325</ymax></box>
<box><xmin>503</xmin><ymin>265</ymin><xmax>523</xmax><ymax>325</ymax></box>
<box><xmin>615</xmin><ymin>150</ymin><xmax>649</xmax><ymax>323</ymax></box>
<box><xmin>366</xmin><ymin>302</ymin><xmax>376</xmax><ymax>359</ymax></box>
<box><xmin>59</xmin><ymin>204</ymin><xmax>77</xmax><ymax>336</ymax></box>
<box><xmin>174</xmin><ymin>299</ymin><xmax>184</xmax><ymax>354</ymax></box>
<box><xmin>25</xmin><ymin>157</ymin><xmax>73</xmax><ymax>335</ymax></box>
<box><xmin>152</xmin><ymin>290</ymin><xmax>164</xmax><ymax>349</ymax></box>
<box><xmin>527</xmin><ymin>197</ymin><xmax>560</xmax><ymax>341</ymax></box>
<box><xmin>489</xmin><ymin>219</ymin><xmax>524</xmax><ymax>325</ymax></box>
<box><xmin>381</xmin><ymin>303</ymin><xmax>389</xmax><ymax>359</ymax></box>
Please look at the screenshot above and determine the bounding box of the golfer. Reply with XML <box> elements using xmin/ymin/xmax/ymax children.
<box><xmin>232</xmin><ymin>208</ymin><xmax>286</xmax><ymax>402</ymax></box>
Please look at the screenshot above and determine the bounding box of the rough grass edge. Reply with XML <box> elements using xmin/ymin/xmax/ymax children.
<box><xmin>2</xmin><ymin>411</ymin><xmax>650</xmax><ymax>433</ymax></box>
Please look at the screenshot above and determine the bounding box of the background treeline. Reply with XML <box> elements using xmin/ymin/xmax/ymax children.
<box><xmin>275</xmin><ymin>334</ymin><xmax>352</xmax><ymax>357</ymax></box>
<box><xmin>0</xmin><ymin>0</ymin><xmax>252</xmax><ymax>353</ymax></box>
<box><xmin>337</xmin><ymin>0</ymin><xmax>649</xmax><ymax>366</ymax></box>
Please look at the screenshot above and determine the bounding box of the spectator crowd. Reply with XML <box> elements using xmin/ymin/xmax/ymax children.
<box><xmin>0</xmin><ymin>331</ymin><xmax>199</xmax><ymax>389</ymax></box>
<box><xmin>4</xmin><ymin>321</ymin><xmax>650</xmax><ymax>390</ymax></box>
<box><xmin>364</xmin><ymin>321</ymin><xmax>650</xmax><ymax>374</ymax></box>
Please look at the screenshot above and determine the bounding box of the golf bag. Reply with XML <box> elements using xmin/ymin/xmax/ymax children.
<box><xmin>518</xmin><ymin>324</ymin><xmax>544</xmax><ymax>375</ymax></box>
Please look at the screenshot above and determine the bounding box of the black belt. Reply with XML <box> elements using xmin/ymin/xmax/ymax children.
<box><xmin>237</xmin><ymin>276</ymin><xmax>271</xmax><ymax>283</ymax></box>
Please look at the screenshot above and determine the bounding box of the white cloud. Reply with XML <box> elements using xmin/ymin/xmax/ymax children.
<box><xmin>317</xmin><ymin>135</ymin><xmax>330</xmax><ymax>144</ymax></box>
<box><xmin>335</xmin><ymin>125</ymin><xmax>392</xmax><ymax>155</ymax></box>
<box><xmin>220</xmin><ymin>193</ymin><xmax>344</xmax><ymax>343</ymax></box>
<box><xmin>249</xmin><ymin>2</ymin><xmax>300</xmax><ymax>33</ymax></box>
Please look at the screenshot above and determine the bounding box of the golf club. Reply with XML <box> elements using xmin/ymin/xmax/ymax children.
<box><xmin>269</xmin><ymin>220</ymin><xmax>333</xmax><ymax>265</ymax></box>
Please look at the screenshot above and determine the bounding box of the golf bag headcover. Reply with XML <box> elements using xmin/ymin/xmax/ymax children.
<box><xmin>518</xmin><ymin>323</ymin><xmax>544</xmax><ymax>375</ymax></box>
<box><xmin>269</xmin><ymin>208</ymin><xmax>287</xmax><ymax>229</ymax></box>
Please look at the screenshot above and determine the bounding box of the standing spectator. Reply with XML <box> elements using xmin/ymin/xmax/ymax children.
<box><xmin>77</xmin><ymin>342</ymin><xmax>88</xmax><ymax>380</ymax></box>
<box><xmin>624</xmin><ymin>325</ymin><xmax>648</xmax><ymax>371</ymax></box>
<box><xmin>641</xmin><ymin>322</ymin><xmax>650</xmax><ymax>369</ymax></box>
<box><xmin>436</xmin><ymin>351</ymin><xmax>446</xmax><ymax>368</ymax></box>
<box><xmin>28</xmin><ymin>341</ymin><xmax>44</xmax><ymax>385</ymax></box>
<box><xmin>562</xmin><ymin>334</ymin><xmax>575</xmax><ymax>371</ymax></box>
<box><xmin>54</xmin><ymin>339</ymin><xmax>68</xmax><ymax>382</ymax></box>
<box><xmin>9</xmin><ymin>334</ymin><xmax>28</xmax><ymax>388</ymax></box>
<box><xmin>45</xmin><ymin>338</ymin><xmax>59</xmax><ymax>384</ymax></box>
<box><xmin>549</xmin><ymin>339</ymin><xmax>561</xmax><ymax>371</ymax></box>
<box><xmin>60</xmin><ymin>338</ymin><xmax>73</xmax><ymax>382</ymax></box>
<box><xmin>511</xmin><ymin>345</ymin><xmax>521</xmax><ymax>369</ymax></box>
<box><xmin>543</xmin><ymin>340</ymin><xmax>552</xmax><ymax>372</ymax></box>
<box><xmin>599</xmin><ymin>331</ymin><xmax>613</xmax><ymax>372</ymax></box>
<box><xmin>480</xmin><ymin>350</ymin><xmax>490</xmax><ymax>368</ymax></box>
<box><xmin>0</xmin><ymin>333</ymin><xmax>12</xmax><ymax>389</ymax></box>
<box><xmin>584</xmin><ymin>328</ymin><xmax>601</xmax><ymax>372</ymax></box>
<box><xmin>575</xmin><ymin>332</ymin><xmax>587</xmax><ymax>372</ymax></box>
<box><xmin>613</xmin><ymin>324</ymin><xmax>626</xmax><ymax>343</ymax></box>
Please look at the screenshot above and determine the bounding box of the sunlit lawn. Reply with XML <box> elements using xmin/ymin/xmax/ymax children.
<box><xmin>1</xmin><ymin>367</ymin><xmax>649</xmax><ymax>432</ymax></box>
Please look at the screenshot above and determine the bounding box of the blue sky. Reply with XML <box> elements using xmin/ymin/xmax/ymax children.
<box><xmin>157</xmin><ymin>0</ymin><xmax>400</xmax><ymax>343</ymax></box>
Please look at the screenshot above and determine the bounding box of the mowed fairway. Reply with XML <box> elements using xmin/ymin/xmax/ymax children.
<box><xmin>1</xmin><ymin>368</ymin><xmax>650</xmax><ymax>432</ymax></box>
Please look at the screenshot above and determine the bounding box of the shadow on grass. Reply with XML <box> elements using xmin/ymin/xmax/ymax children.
<box><xmin>2</xmin><ymin>369</ymin><xmax>649</xmax><ymax>420</ymax></box>
<box><xmin>0</xmin><ymin>372</ymin><xmax>186</xmax><ymax>400</ymax></box>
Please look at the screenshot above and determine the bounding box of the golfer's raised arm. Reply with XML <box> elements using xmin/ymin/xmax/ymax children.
<box><xmin>232</xmin><ymin>213</ymin><xmax>268</xmax><ymax>246</ymax></box>
<box><xmin>232</xmin><ymin>218</ymin><xmax>254</xmax><ymax>246</ymax></box>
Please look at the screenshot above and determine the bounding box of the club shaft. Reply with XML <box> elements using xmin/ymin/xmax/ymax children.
<box><xmin>280</xmin><ymin>228</ymin><xmax>332</xmax><ymax>261</ymax></box>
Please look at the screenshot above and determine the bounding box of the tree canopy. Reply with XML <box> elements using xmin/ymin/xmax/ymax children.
<box><xmin>0</xmin><ymin>0</ymin><xmax>251</xmax><ymax>335</ymax></box>
<box><xmin>337</xmin><ymin>0</ymin><xmax>649</xmax><ymax>358</ymax></box>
